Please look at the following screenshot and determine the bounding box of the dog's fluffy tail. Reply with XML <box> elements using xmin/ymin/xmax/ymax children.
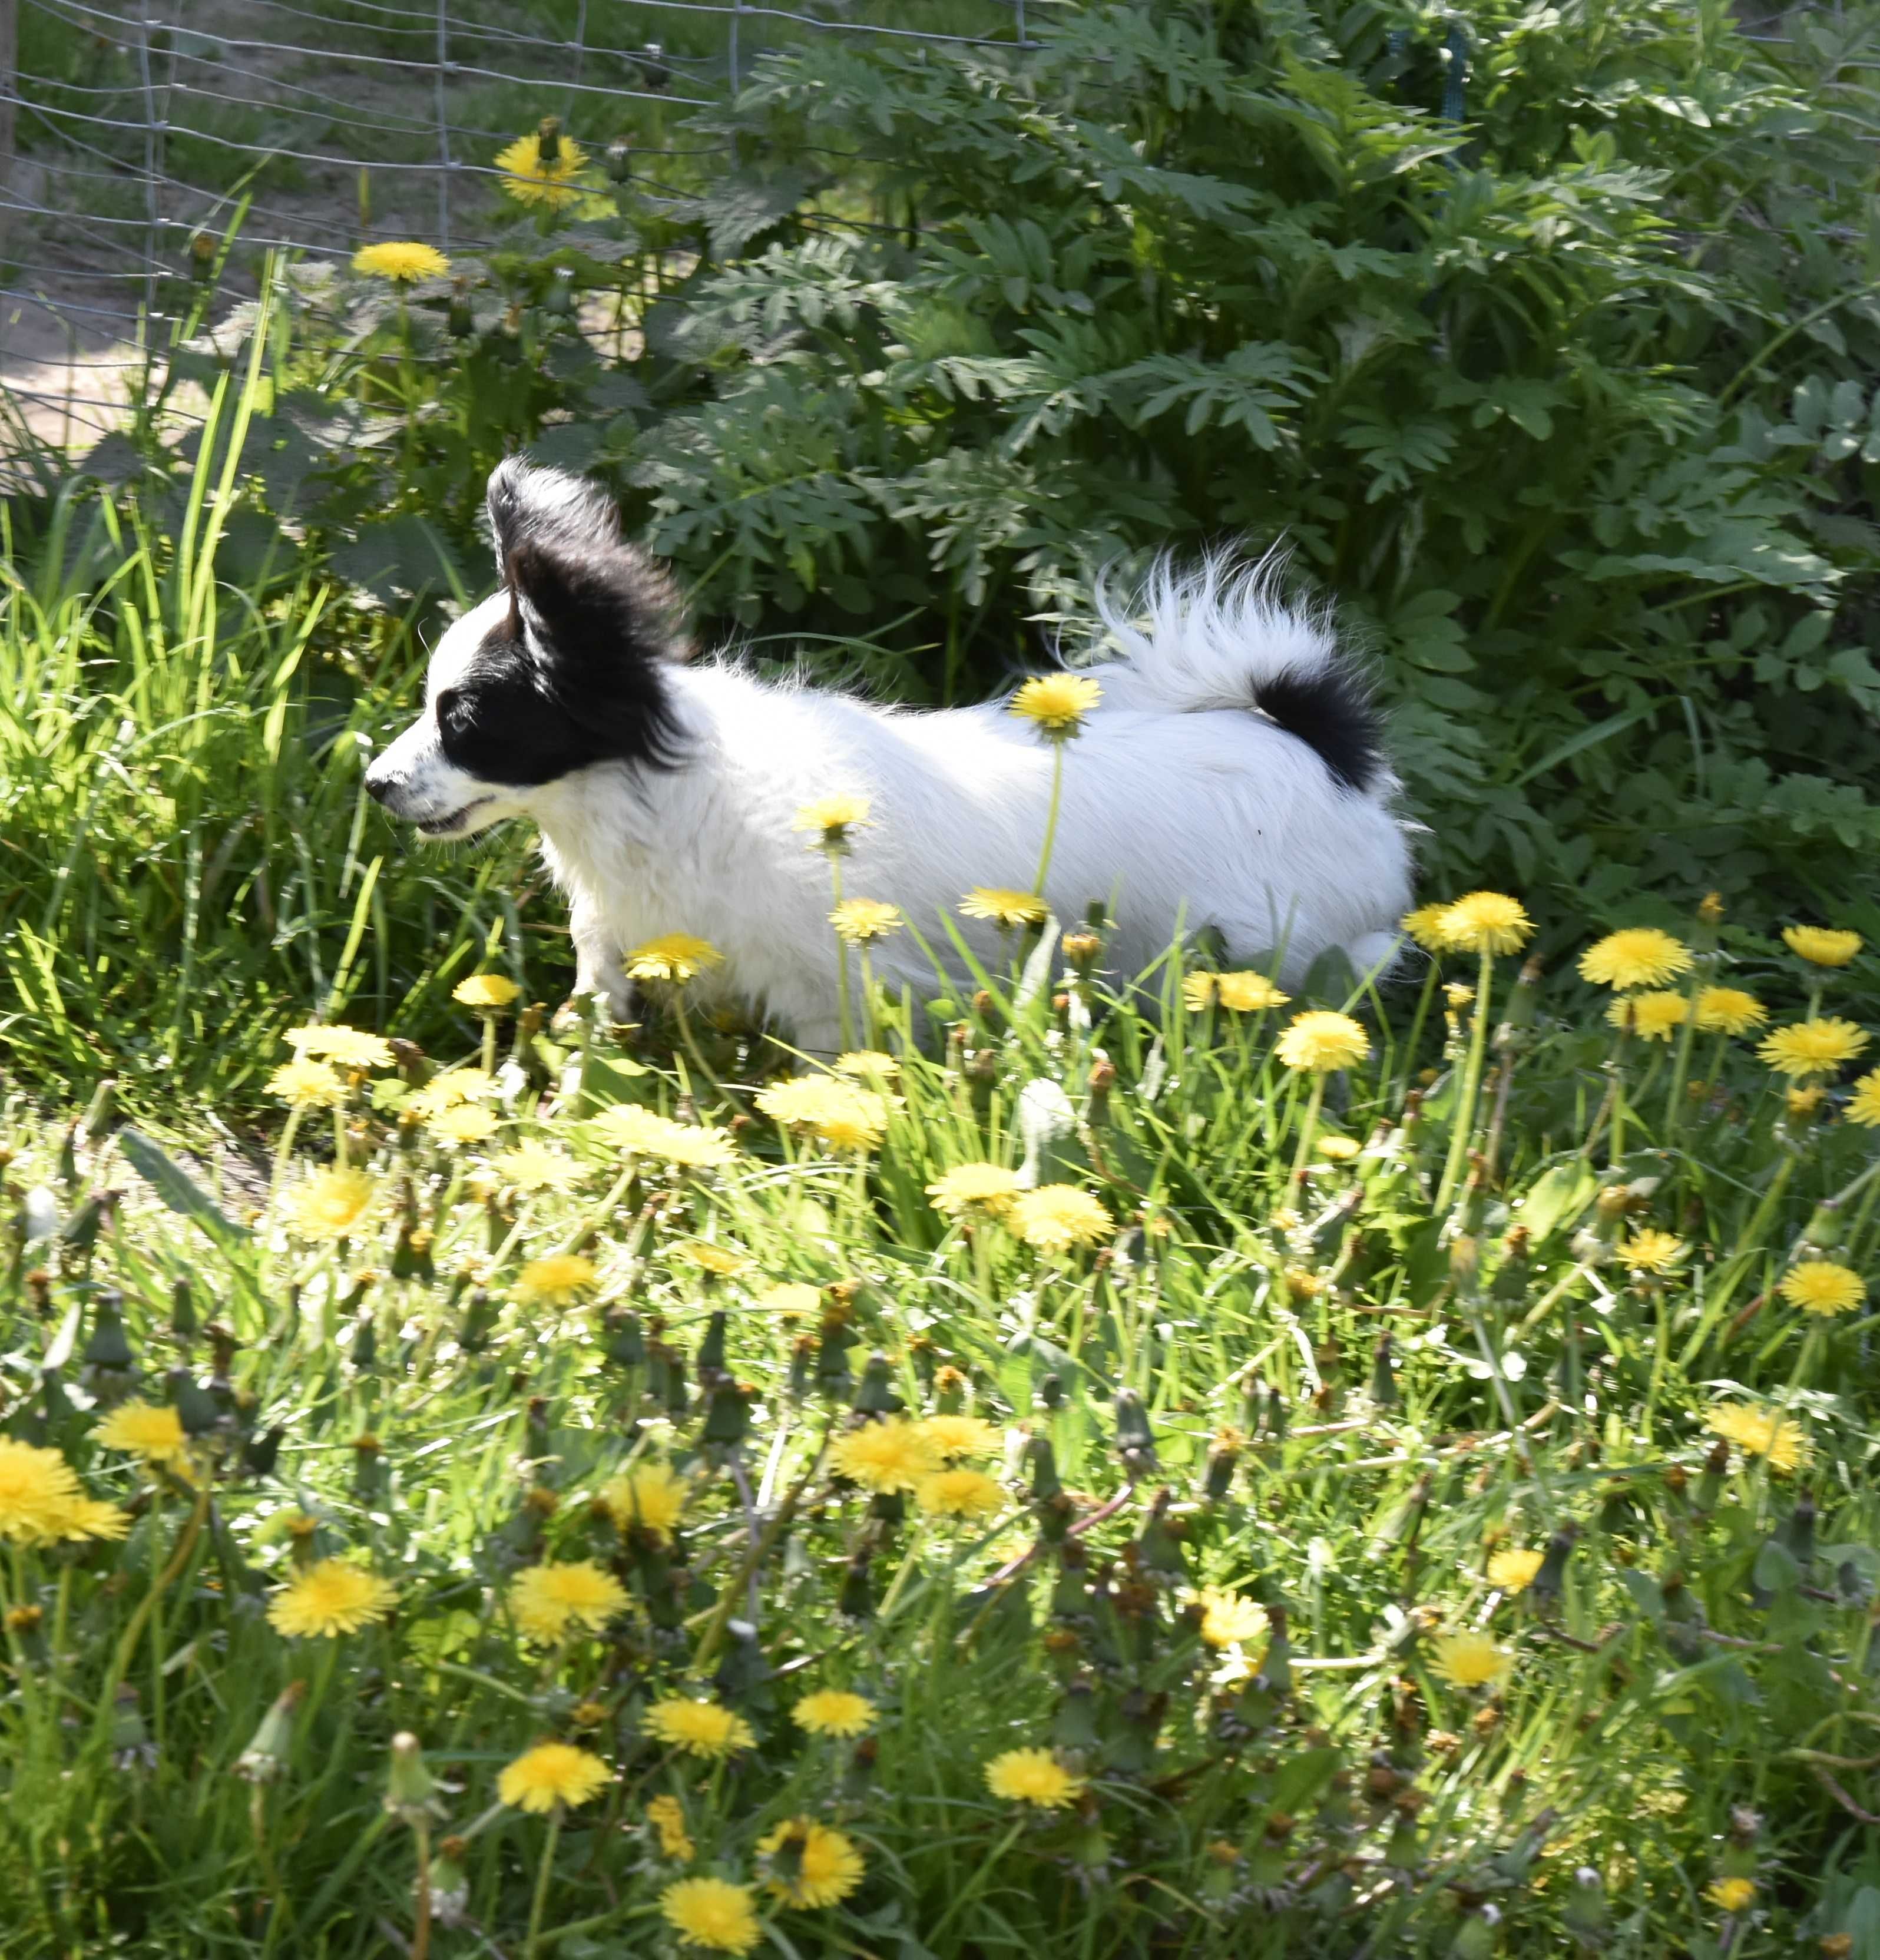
<box><xmin>1088</xmin><ymin>554</ymin><xmax>1386</xmax><ymax>794</ymax></box>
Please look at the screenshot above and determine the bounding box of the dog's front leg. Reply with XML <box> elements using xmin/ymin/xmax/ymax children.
<box><xmin>568</xmin><ymin>900</ymin><xmax>633</xmax><ymax>1027</ymax></box>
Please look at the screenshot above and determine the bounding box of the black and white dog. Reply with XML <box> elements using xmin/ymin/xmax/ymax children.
<box><xmin>365</xmin><ymin>461</ymin><xmax>1413</xmax><ymax>1052</ymax></box>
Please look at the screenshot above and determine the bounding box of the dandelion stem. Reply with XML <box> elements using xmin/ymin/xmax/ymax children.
<box><xmin>410</xmin><ymin>1817</ymin><xmax>433</xmax><ymax>1960</ymax></box>
<box><xmin>523</xmin><ymin>1806</ymin><xmax>562</xmax><ymax>1960</ymax></box>
<box><xmin>1435</xmin><ymin>950</ymin><xmax>1494</xmax><ymax>1213</ymax></box>
<box><xmin>1032</xmin><ymin>739</ymin><xmax>1067</xmax><ymax>898</ymax></box>
<box><xmin>828</xmin><ymin>853</ymin><xmax>855</xmax><ymax>1053</ymax></box>
<box><xmin>104</xmin><ymin>1479</ymin><xmax>211</xmax><ymax>1708</ymax></box>
<box><xmin>1288</xmin><ymin>1075</ymin><xmax>1327</xmax><ymax>1192</ymax></box>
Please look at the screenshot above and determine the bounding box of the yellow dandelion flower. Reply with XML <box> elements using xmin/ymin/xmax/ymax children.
<box><xmin>266</xmin><ymin>1057</ymin><xmax>347</xmax><ymax>1108</ymax></box>
<box><xmin>283</xmin><ymin>1166</ymin><xmax>377</xmax><ymax>1241</ymax></box>
<box><xmin>94</xmin><ymin>1399</ymin><xmax>188</xmax><ymax>1465</ymax></box>
<box><xmin>1784</xmin><ymin>926</ymin><xmax>1862</xmax><ymax>968</ymax></box>
<box><xmin>835</xmin><ymin>1049</ymin><xmax>899</xmax><ymax>1079</ymax></box>
<box><xmin>961</xmin><ymin>887</ymin><xmax>1049</xmax><ymax>928</ymax></box>
<box><xmin>1315</xmin><ymin>1135</ymin><xmax>1361</xmax><ymax>1162</ymax></box>
<box><xmin>812</xmin><ymin>1092</ymin><xmax>889</xmax><ymax>1155</ymax></box>
<box><xmin>508</xmin><ymin>1560</ymin><xmax>630</xmax><ymax>1643</ymax></box>
<box><xmin>671</xmin><ymin>1239</ymin><xmax>748</xmax><ymax>1277</ymax></box>
<box><xmin>793</xmin><ymin>793</ymin><xmax>873</xmax><ymax>845</ymax></box>
<box><xmin>494</xmin><ymin>122</ymin><xmax>593</xmax><ymax>211</ymax></box>
<box><xmin>1705</xmin><ymin>1402</ymin><xmax>1809</xmax><ymax>1474</ymax></box>
<box><xmin>926</xmin><ymin>1162</ymin><xmax>1022</xmax><ymax>1218</ymax></box>
<box><xmin>1441</xmin><ymin>891</ymin><xmax>1534</xmax><ymax>956</ymax></box>
<box><xmin>1197</xmin><ymin>1587</ymin><xmax>1268</xmax><ymax>1648</ymax></box>
<box><xmin>498</xmin><ymin>1740</ymin><xmax>611</xmax><ymax>1812</ymax></box>
<box><xmin>830</xmin><ymin>1418</ymin><xmax>936</xmax><ymax>1494</ymax></box>
<box><xmin>491</xmin><ymin>1141</ymin><xmax>586</xmax><ymax>1193</ymax></box>
<box><xmin>1010</xmin><ymin>1184</ymin><xmax>1115</xmax><ymax>1256</ymax></box>
<box><xmin>1707</xmin><ymin>1878</ymin><xmax>1756</xmax><ymax>1913</ymax></box>
<box><xmin>758</xmin><ymin>1817</ymin><xmax>866</xmax><ymax>1908</ymax></box>
<box><xmin>1622</xmin><ymin>1229</ymin><xmax>1686</xmax><ymax>1274</ymax></box>
<box><xmin>625</xmin><ymin>933</ymin><xmax>724</xmax><ymax>984</ymax></box>
<box><xmin>37</xmin><ymin>1492</ymin><xmax>132</xmax><ymax>1544</ymax></box>
<box><xmin>793</xmin><ymin>1688</ymin><xmax>877</xmax><ymax>1737</ymax></box>
<box><xmin>591</xmin><ymin>1104</ymin><xmax>737</xmax><ymax>1168</ymax></box>
<box><xmin>644</xmin><ymin>1697</ymin><xmax>755</xmax><ymax>1759</ymax></box>
<box><xmin>1846</xmin><ymin>1069</ymin><xmax>1880</xmax><ymax>1127</ymax></box>
<box><xmin>1486</xmin><ymin>1548</ymin><xmax>1544</xmax><ymax>1594</ymax></box>
<box><xmin>0</xmin><ymin>1439</ymin><xmax>83</xmax><ymax>1545</ymax></box>
<box><xmin>985</xmin><ymin>1746</ymin><xmax>1084</xmax><ymax>1808</ymax></box>
<box><xmin>1275</xmin><ymin>1009</ymin><xmax>1370</xmax><ymax>1073</ymax></box>
<box><xmin>1693</xmin><ymin>987</ymin><xmax>1768</xmax><ymax>1036</ymax></box>
<box><xmin>453</xmin><ymin>973</ymin><xmax>521</xmax><ymax>1010</ymax></box>
<box><xmin>1428</xmin><ymin>1630</ymin><xmax>1513</xmax><ymax>1688</ymax></box>
<box><xmin>1579</xmin><ymin>928</ymin><xmax>1693</xmax><ymax>991</ymax></box>
<box><xmin>1216</xmin><ymin>970</ymin><xmax>1289</xmax><ymax>1012</ymax></box>
<box><xmin>660</xmin><ymin>1876</ymin><xmax>762</xmax><ymax>1955</ymax></box>
<box><xmin>601</xmin><ymin>1461</ymin><xmax>688</xmax><ymax>1542</ymax></box>
<box><xmin>1607</xmin><ymin>991</ymin><xmax>1688</xmax><ymax>1042</ymax></box>
<box><xmin>284</xmin><ymin>1024</ymin><xmax>396</xmax><ymax>1069</ymax></box>
<box><xmin>830</xmin><ymin>897</ymin><xmax>902</xmax><ymax>943</ymax></box>
<box><xmin>1759</xmin><ymin>1018</ymin><xmax>1870</xmax><ymax>1080</ymax></box>
<box><xmin>405</xmin><ymin>1066</ymin><xmax>495</xmax><ymax>1117</ymax></box>
<box><xmin>915</xmin><ymin>1466</ymin><xmax>1005</xmax><ymax>1519</ymax></box>
<box><xmin>1400</xmin><ymin>903</ymin><xmax>1456</xmax><ymax>952</ymax></box>
<box><xmin>646</xmin><ymin>1793</ymin><xmax>694</xmax><ymax>1862</ymax></box>
<box><xmin>1788</xmin><ymin>1084</ymin><xmax>1826</xmax><ymax>1120</ymax></box>
<box><xmin>513</xmin><ymin>1254</ymin><xmax>596</xmax><ymax>1306</ymax></box>
<box><xmin>918</xmin><ymin>1414</ymin><xmax>999</xmax><ymax>1459</ymax></box>
<box><xmin>1777</xmin><ymin>1262</ymin><xmax>1865</xmax><ymax>1317</ymax></box>
<box><xmin>267</xmin><ymin>1558</ymin><xmax>398</xmax><ymax>1638</ymax></box>
<box><xmin>756</xmin><ymin>1282</ymin><xmax>822</xmax><ymax>1320</ymax></box>
<box><xmin>1184</xmin><ymin>972</ymin><xmax>1220</xmax><ymax>1011</ymax></box>
<box><xmin>1010</xmin><ymin>672</ymin><xmax>1103</xmax><ymax>736</ymax></box>
<box><xmin>352</xmin><ymin>240</ymin><xmax>448</xmax><ymax>281</ymax></box>
<box><xmin>428</xmin><ymin>1104</ymin><xmax>501</xmax><ymax>1147</ymax></box>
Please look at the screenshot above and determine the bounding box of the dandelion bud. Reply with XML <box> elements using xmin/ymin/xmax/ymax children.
<box><xmin>82</xmin><ymin>1287</ymin><xmax>137</xmax><ymax>1375</ymax></box>
<box><xmin>1695</xmin><ymin>1438</ymin><xmax>1729</xmax><ymax>1510</ymax></box>
<box><xmin>542</xmin><ymin>265</ymin><xmax>576</xmax><ymax>319</ymax></box>
<box><xmin>447</xmin><ymin>276</ymin><xmax>474</xmax><ymax>338</ymax></box>
<box><xmin>1085</xmin><ymin>1054</ymin><xmax>1116</xmax><ymax>1125</ymax></box>
<box><xmin>1113</xmin><ymin>1388</ymin><xmax>1156</xmax><ymax>1473</ymax></box>
<box><xmin>1822</xmin><ymin>1937</ymin><xmax>1855</xmax><ymax>1960</ymax></box>
<box><xmin>1447</xmin><ymin>1234</ymin><xmax>1479</xmax><ymax>1285</ymax></box>
<box><xmin>1039</xmin><ymin>1370</ymin><xmax>1064</xmax><ymax>1412</ymax></box>
<box><xmin>385</xmin><ymin>1731</ymin><xmax>442</xmax><ymax>1825</ymax></box>
<box><xmin>1368</xmin><ymin>1333</ymin><xmax>1398</xmax><ymax>1411</ymax></box>
<box><xmin>787</xmin><ymin>1335</ymin><xmax>815</xmax><ymax>1400</ymax></box>
<box><xmin>605</xmin><ymin>1308</ymin><xmax>646</xmax><ymax>1371</ymax></box>
<box><xmin>697</xmin><ymin>1309</ymin><xmax>730</xmax><ymax>1386</ymax></box>
<box><xmin>605</xmin><ymin>136</ymin><xmax>633</xmax><ymax>184</ymax></box>
<box><xmin>1203</xmin><ymin>1439</ymin><xmax>1238</xmax><ymax>1502</ymax></box>
<box><xmin>188</xmin><ymin>230</ymin><xmax>216</xmax><ymax>281</ymax></box>
<box><xmin>241</xmin><ymin>1424</ymin><xmax>284</xmax><ymax>1481</ymax></box>
<box><xmin>428</xmin><ymin>1839</ymin><xmax>471</xmax><ymax>1923</ymax></box>
<box><xmin>163</xmin><ymin>1365</ymin><xmax>219</xmax><ymax>1439</ymax></box>
<box><xmin>236</xmin><ymin>1681</ymin><xmax>306</xmax><ymax>1783</ymax></box>
<box><xmin>1026</xmin><ymin>1433</ymin><xmax>1064</xmax><ymax>1506</ymax></box>
<box><xmin>535</xmin><ymin>115</ymin><xmax>562</xmax><ymax>164</ymax></box>
<box><xmin>853</xmin><ymin>1351</ymin><xmax>901</xmax><ymax>1416</ymax></box>
<box><xmin>701</xmin><ymin>1378</ymin><xmax>754</xmax><ymax>1446</ymax></box>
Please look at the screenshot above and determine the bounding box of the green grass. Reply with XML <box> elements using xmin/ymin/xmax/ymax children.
<box><xmin>3</xmin><ymin>888</ymin><xmax>1880</xmax><ymax>1955</ymax></box>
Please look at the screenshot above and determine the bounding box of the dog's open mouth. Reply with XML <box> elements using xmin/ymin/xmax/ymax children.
<box><xmin>416</xmin><ymin>797</ymin><xmax>493</xmax><ymax>836</ymax></box>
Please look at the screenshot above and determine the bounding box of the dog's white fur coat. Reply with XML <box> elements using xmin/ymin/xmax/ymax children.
<box><xmin>369</xmin><ymin>558</ymin><xmax>1414</xmax><ymax>1054</ymax></box>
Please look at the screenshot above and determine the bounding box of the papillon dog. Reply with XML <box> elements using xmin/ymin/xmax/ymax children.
<box><xmin>365</xmin><ymin>460</ymin><xmax>1414</xmax><ymax>1052</ymax></box>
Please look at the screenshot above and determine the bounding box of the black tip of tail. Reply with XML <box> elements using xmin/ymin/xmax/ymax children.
<box><xmin>1250</xmin><ymin>662</ymin><xmax>1386</xmax><ymax>794</ymax></box>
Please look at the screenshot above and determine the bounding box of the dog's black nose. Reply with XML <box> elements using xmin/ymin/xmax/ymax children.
<box><xmin>363</xmin><ymin>763</ymin><xmax>394</xmax><ymax>805</ymax></box>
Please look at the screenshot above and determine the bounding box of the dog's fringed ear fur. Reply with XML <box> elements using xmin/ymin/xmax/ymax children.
<box><xmin>484</xmin><ymin>457</ymin><xmax>689</xmax><ymax>772</ymax></box>
<box><xmin>485</xmin><ymin>457</ymin><xmax>689</xmax><ymax>670</ymax></box>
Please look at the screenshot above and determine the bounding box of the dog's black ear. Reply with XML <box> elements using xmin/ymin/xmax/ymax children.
<box><xmin>485</xmin><ymin>457</ymin><xmax>687</xmax><ymax>670</ymax></box>
<box><xmin>484</xmin><ymin>458</ymin><xmax>689</xmax><ymax>772</ymax></box>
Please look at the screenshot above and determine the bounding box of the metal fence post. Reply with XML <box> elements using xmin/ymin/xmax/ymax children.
<box><xmin>0</xmin><ymin>0</ymin><xmax>16</xmax><ymax>261</ymax></box>
<box><xmin>435</xmin><ymin>0</ymin><xmax>451</xmax><ymax>249</ymax></box>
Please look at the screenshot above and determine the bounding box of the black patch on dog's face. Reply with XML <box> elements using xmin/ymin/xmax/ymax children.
<box><xmin>443</xmin><ymin>457</ymin><xmax>689</xmax><ymax>787</ymax></box>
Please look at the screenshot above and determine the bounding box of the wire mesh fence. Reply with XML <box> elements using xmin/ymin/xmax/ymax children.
<box><xmin>0</xmin><ymin>0</ymin><xmax>1031</xmax><ymax>439</ymax></box>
